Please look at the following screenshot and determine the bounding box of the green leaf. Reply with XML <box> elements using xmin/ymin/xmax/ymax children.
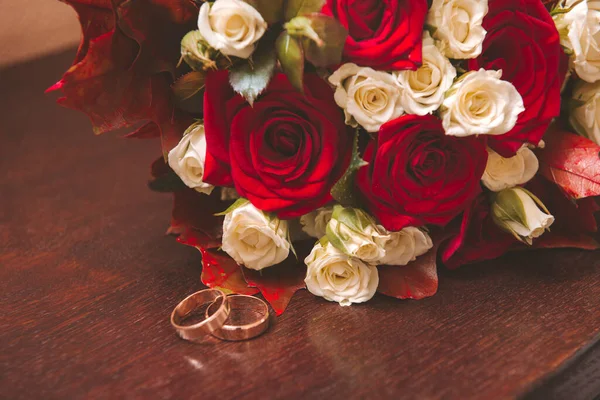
<box><xmin>330</xmin><ymin>130</ymin><xmax>368</xmax><ymax>206</ymax></box>
<box><xmin>245</xmin><ymin>0</ymin><xmax>285</xmax><ymax>24</ymax></box>
<box><xmin>229</xmin><ymin>45</ymin><xmax>277</xmax><ymax>105</ymax></box>
<box><xmin>214</xmin><ymin>198</ymin><xmax>250</xmax><ymax>216</ymax></box>
<box><xmin>284</xmin><ymin>0</ymin><xmax>326</xmax><ymax>21</ymax></box>
<box><xmin>172</xmin><ymin>71</ymin><xmax>206</xmax><ymax>102</ymax></box>
<box><xmin>275</xmin><ymin>32</ymin><xmax>304</xmax><ymax>92</ymax></box>
<box><xmin>302</xmin><ymin>14</ymin><xmax>347</xmax><ymax>67</ymax></box>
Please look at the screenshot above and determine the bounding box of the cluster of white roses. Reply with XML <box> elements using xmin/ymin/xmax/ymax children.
<box><xmin>329</xmin><ymin>0</ymin><xmax>524</xmax><ymax>140</ymax></box>
<box><xmin>555</xmin><ymin>0</ymin><xmax>600</xmax><ymax>144</ymax></box>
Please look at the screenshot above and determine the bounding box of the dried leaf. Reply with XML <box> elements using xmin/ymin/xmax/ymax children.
<box><xmin>172</xmin><ymin>71</ymin><xmax>206</xmax><ymax>102</ymax></box>
<box><xmin>242</xmin><ymin>240</ymin><xmax>312</xmax><ymax>314</ymax></box>
<box><xmin>532</xmin><ymin>232</ymin><xmax>599</xmax><ymax>250</ymax></box>
<box><xmin>275</xmin><ymin>32</ymin><xmax>304</xmax><ymax>93</ymax></box>
<box><xmin>196</xmin><ymin>247</ymin><xmax>260</xmax><ymax>295</ymax></box>
<box><xmin>537</xmin><ymin>130</ymin><xmax>600</xmax><ymax>199</ymax></box>
<box><xmin>377</xmin><ymin>234</ymin><xmax>443</xmax><ymax>300</ymax></box>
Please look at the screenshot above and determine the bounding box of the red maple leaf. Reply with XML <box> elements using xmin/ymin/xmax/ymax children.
<box><xmin>537</xmin><ymin>131</ymin><xmax>600</xmax><ymax>199</ymax></box>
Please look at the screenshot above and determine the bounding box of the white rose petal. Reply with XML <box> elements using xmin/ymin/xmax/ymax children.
<box><xmin>329</xmin><ymin>63</ymin><xmax>404</xmax><ymax>133</ymax></box>
<box><xmin>304</xmin><ymin>242</ymin><xmax>379</xmax><ymax>306</ymax></box>
<box><xmin>377</xmin><ymin>227</ymin><xmax>433</xmax><ymax>266</ymax></box>
<box><xmin>222</xmin><ymin>202</ymin><xmax>290</xmax><ymax>270</ymax></box>
<box><xmin>506</xmin><ymin>189</ymin><xmax>554</xmax><ymax>241</ymax></box>
<box><xmin>300</xmin><ymin>206</ymin><xmax>334</xmax><ymax>239</ymax></box>
<box><xmin>427</xmin><ymin>0</ymin><xmax>489</xmax><ymax>59</ymax></box>
<box><xmin>394</xmin><ymin>33</ymin><xmax>457</xmax><ymax>115</ymax></box>
<box><xmin>198</xmin><ymin>0</ymin><xmax>267</xmax><ymax>59</ymax></box>
<box><xmin>482</xmin><ymin>147</ymin><xmax>539</xmax><ymax>192</ymax></box>
<box><xmin>570</xmin><ymin>80</ymin><xmax>600</xmax><ymax>143</ymax></box>
<box><xmin>168</xmin><ymin>124</ymin><xmax>214</xmax><ymax>195</ymax></box>
<box><xmin>554</xmin><ymin>0</ymin><xmax>600</xmax><ymax>83</ymax></box>
<box><xmin>441</xmin><ymin>69</ymin><xmax>525</xmax><ymax>137</ymax></box>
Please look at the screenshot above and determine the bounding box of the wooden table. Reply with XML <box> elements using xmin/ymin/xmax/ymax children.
<box><xmin>1</xmin><ymin>50</ymin><xmax>599</xmax><ymax>400</ymax></box>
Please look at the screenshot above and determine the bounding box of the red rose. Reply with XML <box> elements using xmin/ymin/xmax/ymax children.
<box><xmin>203</xmin><ymin>71</ymin><xmax>352</xmax><ymax>219</ymax></box>
<box><xmin>322</xmin><ymin>0</ymin><xmax>427</xmax><ymax>70</ymax></box>
<box><xmin>468</xmin><ymin>0</ymin><xmax>565</xmax><ymax>157</ymax></box>
<box><xmin>356</xmin><ymin>115</ymin><xmax>487</xmax><ymax>231</ymax></box>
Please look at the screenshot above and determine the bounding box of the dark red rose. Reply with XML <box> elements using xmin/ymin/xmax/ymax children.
<box><xmin>356</xmin><ymin>115</ymin><xmax>487</xmax><ymax>231</ymax></box>
<box><xmin>468</xmin><ymin>0</ymin><xmax>565</xmax><ymax>157</ymax></box>
<box><xmin>203</xmin><ymin>71</ymin><xmax>352</xmax><ymax>219</ymax></box>
<box><xmin>322</xmin><ymin>0</ymin><xmax>428</xmax><ymax>70</ymax></box>
<box><xmin>441</xmin><ymin>195</ymin><xmax>516</xmax><ymax>269</ymax></box>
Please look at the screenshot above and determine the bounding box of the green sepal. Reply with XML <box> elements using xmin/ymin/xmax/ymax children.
<box><xmin>330</xmin><ymin>129</ymin><xmax>368</xmax><ymax>206</ymax></box>
<box><xmin>214</xmin><ymin>198</ymin><xmax>250</xmax><ymax>216</ymax></box>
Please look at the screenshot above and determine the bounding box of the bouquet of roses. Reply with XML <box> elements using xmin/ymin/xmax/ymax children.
<box><xmin>51</xmin><ymin>0</ymin><xmax>600</xmax><ymax>314</ymax></box>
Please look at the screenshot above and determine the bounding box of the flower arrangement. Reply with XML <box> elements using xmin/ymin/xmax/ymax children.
<box><xmin>51</xmin><ymin>0</ymin><xmax>600</xmax><ymax>314</ymax></box>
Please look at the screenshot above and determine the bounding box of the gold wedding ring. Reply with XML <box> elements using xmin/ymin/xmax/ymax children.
<box><xmin>206</xmin><ymin>294</ymin><xmax>270</xmax><ymax>341</ymax></box>
<box><xmin>171</xmin><ymin>289</ymin><xmax>230</xmax><ymax>342</ymax></box>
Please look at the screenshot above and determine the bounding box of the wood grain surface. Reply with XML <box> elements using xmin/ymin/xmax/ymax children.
<box><xmin>1</xmin><ymin>50</ymin><xmax>599</xmax><ymax>400</ymax></box>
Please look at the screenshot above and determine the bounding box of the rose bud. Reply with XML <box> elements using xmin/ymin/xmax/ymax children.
<box><xmin>300</xmin><ymin>206</ymin><xmax>334</xmax><ymax>239</ymax></box>
<box><xmin>481</xmin><ymin>147</ymin><xmax>539</xmax><ymax>192</ymax></box>
<box><xmin>180</xmin><ymin>30</ymin><xmax>219</xmax><ymax>71</ymax></box>
<box><xmin>326</xmin><ymin>205</ymin><xmax>387</xmax><ymax>263</ymax></box>
<box><xmin>304</xmin><ymin>239</ymin><xmax>379</xmax><ymax>306</ymax></box>
<box><xmin>168</xmin><ymin>122</ymin><xmax>214</xmax><ymax>195</ymax></box>
<box><xmin>222</xmin><ymin>201</ymin><xmax>290</xmax><ymax>271</ymax></box>
<box><xmin>377</xmin><ymin>227</ymin><xmax>433</xmax><ymax>267</ymax></box>
<box><xmin>491</xmin><ymin>187</ymin><xmax>554</xmax><ymax>245</ymax></box>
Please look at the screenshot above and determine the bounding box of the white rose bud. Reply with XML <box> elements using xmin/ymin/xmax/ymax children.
<box><xmin>168</xmin><ymin>123</ymin><xmax>214</xmax><ymax>195</ymax></box>
<box><xmin>300</xmin><ymin>206</ymin><xmax>334</xmax><ymax>239</ymax></box>
<box><xmin>427</xmin><ymin>0</ymin><xmax>489</xmax><ymax>59</ymax></box>
<box><xmin>491</xmin><ymin>187</ymin><xmax>554</xmax><ymax>245</ymax></box>
<box><xmin>198</xmin><ymin>0</ymin><xmax>267</xmax><ymax>59</ymax></box>
<box><xmin>377</xmin><ymin>227</ymin><xmax>433</xmax><ymax>266</ymax></box>
<box><xmin>482</xmin><ymin>147</ymin><xmax>539</xmax><ymax>192</ymax></box>
<box><xmin>222</xmin><ymin>201</ymin><xmax>290</xmax><ymax>271</ymax></box>
<box><xmin>328</xmin><ymin>63</ymin><xmax>404</xmax><ymax>133</ymax></box>
<box><xmin>394</xmin><ymin>33</ymin><xmax>457</xmax><ymax>115</ymax></box>
<box><xmin>554</xmin><ymin>0</ymin><xmax>600</xmax><ymax>83</ymax></box>
<box><xmin>326</xmin><ymin>205</ymin><xmax>387</xmax><ymax>263</ymax></box>
<box><xmin>304</xmin><ymin>240</ymin><xmax>379</xmax><ymax>306</ymax></box>
<box><xmin>570</xmin><ymin>80</ymin><xmax>600</xmax><ymax>143</ymax></box>
<box><xmin>441</xmin><ymin>69</ymin><xmax>525</xmax><ymax>137</ymax></box>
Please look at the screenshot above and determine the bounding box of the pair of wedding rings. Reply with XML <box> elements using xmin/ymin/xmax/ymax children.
<box><xmin>170</xmin><ymin>289</ymin><xmax>269</xmax><ymax>342</ymax></box>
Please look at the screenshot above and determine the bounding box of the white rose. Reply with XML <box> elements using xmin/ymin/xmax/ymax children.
<box><xmin>554</xmin><ymin>0</ymin><xmax>600</xmax><ymax>83</ymax></box>
<box><xmin>304</xmin><ymin>241</ymin><xmax>379</xmax><ymax>306</ymax></box>
<box><xmin>570</xmin><ymin>80</ymin><xmax>600</xmax><ymax>143</ymax></box>
<box><xmin>168</xmin><ymin>124</ymin><xmax>214</xmax><ymax>195</ymax></box>
<box><xmin>326</xmin><ymin>206</ymin><xmax>387</xmax><ymax>263</ymax></box>
<box><xmin>481</xmin><ymin>147</ymin><xmax>539</xmax><ymax>192</ymax></box>
<box><xmin>394</xmin><ymin>33</ymin><xmax>457</xmax><ymax>115</ymax></box>
<box><xmin>328</xmin><ymin>63</ymin><xmax>404</xmax><ymax>133</ymax></box>
<box><xmin>198</xmin><ymin>0</ymin><xmax>267</xmax><ymax>59</ymax></box>
<box><xmin>492</xmin><ymin>187</ymin><xmax>554</xmax><ymax>245</ymax></box>
<box><xmin>377</xmin><ymin>227</ymin><xmax>433</xmax><ymax>266</ymax></box>
<box><xmin>427</xmin><ymin>0</ymin><xmax>488</xmax><ymax>59</ymax></box>
<box><xmin>441</xmin><ymin>69</ymin><xmax>525</xmax><ymax>137</ymax></box>
<box><xmin>222</xmin><ymin>201</ymin><xmax>290</xmax><ymax>270</ymax></box>
<box><xmin>300</xmin><ymin>206</ymin><xmax>334</xmax><ymax>239</ymax></box>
